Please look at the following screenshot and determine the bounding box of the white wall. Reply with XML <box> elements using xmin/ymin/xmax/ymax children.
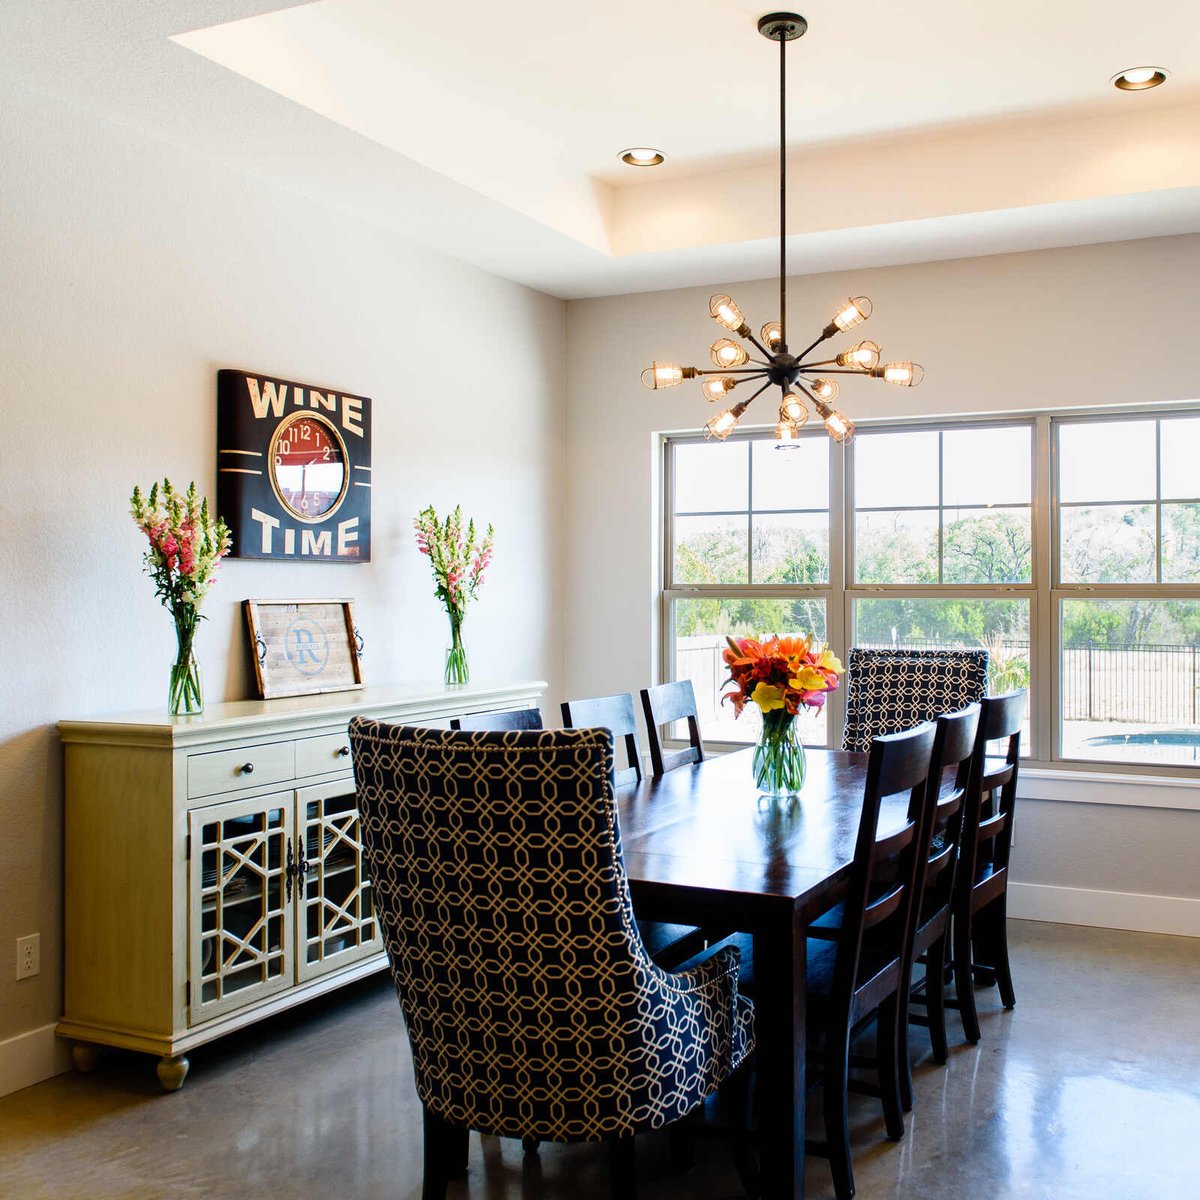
<box><xmin>564</xmin><ymin>234</ymin><xmax>1200</xmax><ymax>925</ymax></box>
<box><xmin>0</xmin><ymin>77</ymin><xmax>566</xmax><ymax>1065</ymax></box>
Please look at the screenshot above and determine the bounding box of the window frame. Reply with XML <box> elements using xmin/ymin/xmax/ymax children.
<box><xmin>660</xmin><ymin>403</ymin><xmax>1200</xmax><ymax>777</ymax></box>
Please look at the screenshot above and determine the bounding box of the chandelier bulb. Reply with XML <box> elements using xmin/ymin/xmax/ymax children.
<box><xmin>701</xmin><ymin>375</ymin><xmax>739</xmax><ymax>403</ymax></box>
<box><xmin>831</xmin><ymin>296</ymin><xmax>873</xmax><ymax>333</ymax></box>
<box><xmin>641</xmin><ymin>361</ymin><xmax>697</xmax><ymax>389</ymax></box>
<box><xmin>710</xmin><ymin>294</ymin><xmax>750</xmax><ymax>337</ymax></box>
<box><xmin>779</xmin><ymin>393</ymin><xmax>809</xmax><ymax>426</ymax></box>
<box><xmin>836</xmin><ymin>340</ymin><xmax>882</xmax><ymax>371</ymax></box>
<box><xmin>710</xmin><ymin>338</ymin><xmax>749</xmax><ymax>368</ymax></box>
<box><xmin>810</xmin><ymin>378</ymin><xmax>839</xmax><ymax>403</ymax></box>
<box><xmin>775</xmin><ymin>419</ymin><xmax>803</xmax><ymax>447</ymax></box>
<box><xmin>812</xmin><ymin>396</ymin><xmax>856</xmax><ymax>444</ymax></box>
<box><xmin>704</xmin><ymin>399</ymin><xmax>750</xmax><ymax>442</ymax></box>
<box><xmin>874</xmin><ymin>361</ymin><xmax>925</xmax><ymax>387</ymax></box>
<box><xmin>760</xmin><ymin>322</ymin><xmax>784</xmax><ymax>352</ymax></box>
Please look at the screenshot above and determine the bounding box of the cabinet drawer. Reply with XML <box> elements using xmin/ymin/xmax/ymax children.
<box><xmin>295</xmin><ymin>730</ymin><xmax>354</xmax><ymax>778</ymax></box>
<box><xmin>187</xmin><ymin>741</ymin><xmax>295</xmax><ymax>798</ymax></box>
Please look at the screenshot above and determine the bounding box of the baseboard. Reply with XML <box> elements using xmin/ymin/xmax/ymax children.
<box><xmin>1009</xmin><ymin>881</ymin><xmax>1200</xmax><ymax>937</ymax></box>
<box><xmin>0</xmin><ymin>1023</ymin><xmax>72</xmax><ymax>1098</ymax></box>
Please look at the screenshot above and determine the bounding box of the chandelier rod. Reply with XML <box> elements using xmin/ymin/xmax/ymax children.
<box><xmin>779</xmin><ymin>28</ymin><xmax>787</xmax><ymax>347</ymax></box>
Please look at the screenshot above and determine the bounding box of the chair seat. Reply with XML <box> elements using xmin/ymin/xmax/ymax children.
<box><xmin>638</xmin><ymin>920</ymin><xmax>709</xmax><ymax>966</ymax></box>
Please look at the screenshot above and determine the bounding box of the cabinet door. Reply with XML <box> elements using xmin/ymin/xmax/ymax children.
<box><xmin>295</xmin><ymin>778</ymin><xmax>383</xmax><ymax>983</ymax></box>
<box><xmin>188</xmin><ymin>792</ymin><xmax>295</xmax><ymax>1024</ymax></box>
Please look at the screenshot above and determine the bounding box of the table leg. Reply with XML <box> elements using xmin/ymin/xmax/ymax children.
<box><xmin>754</xmin><ymin>910</ymin><xmax>806</xmax><ymax>1200</ymax></box>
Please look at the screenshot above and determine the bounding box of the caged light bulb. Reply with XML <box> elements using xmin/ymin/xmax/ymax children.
<box><xmin>876</xmin><ymin>361</ymin><xmax>925</xmax><ymax>387</ymax></box>
<box><xmin>710</xmin><ymin>338</ymin><xmax>749</xmax><ymax>368</ymax></box>
<box><xmin>760</xmin><ymin>322</ymin><xmax>784</xmax><ymax>351</ymax></box>
<box><xmin>779</xmin><ymin>393</ymin><xmax>809</xmax><ymax>426</ymax></box>
<box><xmin>831</xmin><ymin>296</ymin><xmax>873</xmax><ymax>332</ymax></box>
<box><xmin>810</xmin><ymin>378</ymin><xmax>839</xmax><ymax>402</ymax></box>
<box><xmin>701</xmin><ymin>376</ymin><xmax>739</xmax><ymax>403</ymax></box>
<box><xmin>640</xmin><ymin>361</ymin><xmax>691</xmax><ymax>389</ymax></box>
<box><xmin>837</xmin><ymin>340</ymin><xmax>881</xmax><ymax>371</ymax></box>
<box><xmin>710</xmin><ymin>294</ymin><xmax>748</xmax><ymax>334</ymax></box>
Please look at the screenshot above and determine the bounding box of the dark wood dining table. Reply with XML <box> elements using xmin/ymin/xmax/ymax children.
<box><xmin>615</xmin><ymin>746</ymin><xmax>912</xmax><ymax>1200</ymax></box>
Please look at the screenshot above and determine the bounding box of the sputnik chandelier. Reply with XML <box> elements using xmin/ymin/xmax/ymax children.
<box><xmin>640</xmin><ymin>12</ymin><xmax>924</xmax><ymax>446</ymax></box>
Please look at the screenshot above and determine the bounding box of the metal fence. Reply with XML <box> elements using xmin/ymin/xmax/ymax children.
<box><xmin>678</xmin><ymin>635</ymin><xmax>1200</xmax><ymax>728</ymax></box>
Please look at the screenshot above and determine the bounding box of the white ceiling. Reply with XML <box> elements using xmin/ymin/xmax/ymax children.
<box><xmin>4</xmin><ymin>0</ymin><xmax>1200</xmax><ymax>297</ymax></box>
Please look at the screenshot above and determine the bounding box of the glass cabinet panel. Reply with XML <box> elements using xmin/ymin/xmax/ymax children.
<box><xmin>296</xmin><ymin>781</ymin><xmax>382</xmax><ymax>982</ymax></box>
<box><xmin>188</xmin><ymin>793</ymin><xmax>294</xmax><ymax>1024</ymax></box>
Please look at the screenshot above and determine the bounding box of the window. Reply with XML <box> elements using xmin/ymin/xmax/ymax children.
<box><xmin>662</xmin><ymin>408</ymin><xmax>1200</xmax><ymax>773</ymax></box>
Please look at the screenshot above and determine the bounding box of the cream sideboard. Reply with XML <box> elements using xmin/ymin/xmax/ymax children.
<box><xmin>57</xmin><ymin>680</ymin><xmax>546</xmax><ymax>1090</ymax></box>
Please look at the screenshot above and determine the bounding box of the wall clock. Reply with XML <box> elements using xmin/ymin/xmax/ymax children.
<box><xmin>217</xmin><ymin>369</ymin><xmax>372</xmax><ymax>561</ymax></box>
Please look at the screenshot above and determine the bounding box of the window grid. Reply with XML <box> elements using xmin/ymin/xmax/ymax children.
<box><xmin>662</xmin><ymin>406</ymin><xmax>1200</xmax><ymax>776</ymax></box>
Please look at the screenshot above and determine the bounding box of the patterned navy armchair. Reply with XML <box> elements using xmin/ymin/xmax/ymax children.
<box><xmin>842</xmin><ymin>647</ymin><xmax>989</xmax><ymax>753</ymax></box>
<box><xmin>350</xmin><ymin>719</ymin><xmax>754</xmax><ymax>1199</ymax></box>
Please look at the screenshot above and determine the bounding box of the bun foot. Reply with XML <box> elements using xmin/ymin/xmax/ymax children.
<box><xmin>72</xmin><ymin>1043</ymin><xmax>101</xmax><ymax>1073</ymax></box>
<box><xmin>156</xmin><ymin>1054</ymin><xmax>190</xmax><ymax>1092</ymax></box>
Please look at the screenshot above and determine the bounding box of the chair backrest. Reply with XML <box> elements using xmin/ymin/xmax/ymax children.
<box><xmin>451</xmin><ymin>707</ymin><xmax>543</xmax><ymax>732</ymax></box>
<box><xmin>911</xmin><ymin>704</ymin><xmax>980</xmax><ymax>941</ymax></box>
<box><xmin>831</xmin><ymin>722</ymin><xmax>937</xmax><ymax>1022</ymax></box>
<box><xmin>959</xmin><ymin>689</ymin><xmax>1026</xmax><ymax>896</ymax></box>
<box><xmin>841</xmin><ymin>647</ymin><xmax>989</xmax><ymax>752</ymax></box>
<box><xmin>640</xmin><ymin>680</ymin><xmax>705</xmax><ymax>776</ymax></box>
<box><xmin>561</xmin><ymin>692</ymin><xmax>644</xmax><ymax>786</ymax></box>
<box><xmin>349</xmin><ymin>719</ymin><xmax>743</xmax><ymax>1142</ymax></box>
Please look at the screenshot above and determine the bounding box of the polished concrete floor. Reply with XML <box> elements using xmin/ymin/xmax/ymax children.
<box><xmin>2</xmin><ymin>920</ymin><xmax>1198</xmax><ymax>1200</ymax></box>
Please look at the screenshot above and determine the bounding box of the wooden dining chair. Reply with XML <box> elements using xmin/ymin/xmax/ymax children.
<box><xmin>450</xmin><ymin>708</ymin><xmax>543</xmax><ymax>732</ymax></box>
<box><xmin>952</xmin><ymin>689</ymin><xmax>1026</xmax><ymax>1043</ymax></box>
<box><xmin>561</xmin><ymin>693</ymin><xmax>644</xmax><ymax>786</ymax></box>
<box><xmin>802</xmin><ymin>723</ymin><xmax>937</xmax><ymax>1200</ymax></box>
<box><xmin>563</xmin><ymin>690</ymin><xmax>710</xmax><ymax>968</ymax></box>
<box><xmin>640</xmin><ymin>680</ymin><xmax>705</xmax><ymax>776</ymax></box>
<box><xmin>841</xmin><ymin>647</ymin><xmax>988</xmax><ymax>752</ymax></box>
<box><xmin>898</xmin><ymin>703</ymin><xmax>980</xmax><ymax>1111</ymax></box>
<box><xmin>349</xmin><ymin>720</ymin><xmax>756</xmax><ymax>1200</ymax></box>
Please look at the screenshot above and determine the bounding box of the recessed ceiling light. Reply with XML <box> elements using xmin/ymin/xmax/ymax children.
<box><xmin>1111</xmin><ymin>66</ymin><xmax>1169</xmax><ymax>91</ymax></box>
<box><xmin>619</xmin><ymin>147</ymin><xmax>665</xmax><ymax>167</ymax></box>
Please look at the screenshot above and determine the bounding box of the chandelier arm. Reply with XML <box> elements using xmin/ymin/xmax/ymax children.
<box><xmin>743</xmin><ymin>330</ymin><xmax>774</xmax><ymax>358</ymax></box>
<box><xmin>802</xmin><ymin>368</ymin><xmax>881</xmax><ymax>375</ymax></box>
<box><xmin>695</xmin><ymin>368</ymin><xmax>772</xmax><ymax>376</ymax></box>
<box><xmin>742</xmin><ymin>379</ymin><xmax>775</xmax><ymax>408</ymax></box>
<box><xmin>794</xmin><ymin>332</ymin><xmax>832</xmax><ymax>362</ymax></box>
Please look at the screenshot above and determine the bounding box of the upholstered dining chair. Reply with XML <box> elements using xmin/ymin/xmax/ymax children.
<box><xmin>952</xmin><ymin>689</ymin><xmax>1026</xmax><ymax>1043</ymax></box>
<box><xmin>841</xmin><ymin>647</ymin><xmax>988</xmax><ymax>753</ymax></box>
<box><xmin>349</xmin><ymin>719</ymin><xmax>755</xmax><ymax>1200</ymax></box>
<box><xmin>450</xmin><ymin>707</ymin><xmax>543</xmax><ymax>732</ymax></box>
<box><xmin>640</xmin><ymin>680</ymin><xmax>705</xmax><ymax>777</ymax></box>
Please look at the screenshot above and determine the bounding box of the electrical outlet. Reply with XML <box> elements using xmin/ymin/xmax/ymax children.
<box><xmin>16</xmin><ymin>934</ymin><xmax>39</xmax><ymax>980</ymax></box>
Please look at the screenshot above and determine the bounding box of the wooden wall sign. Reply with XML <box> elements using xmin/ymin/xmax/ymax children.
<box><xmin>244</xmin><ymin>599</ymin><xmax>365</xmax><ymax>699</ymax></box>
<box><xmin>217</xmin><ymin>369</ymin><xmax>372</xmax><ymax>561</ymax></box>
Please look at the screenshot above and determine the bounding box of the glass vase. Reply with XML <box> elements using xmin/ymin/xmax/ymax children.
<box><xmin>168</xmin><ymin>625</ymin><xmax>204</xmax><ymax>716</ymax></box>
<box><xmin>753</xmin><ymin>710</ymin><xmax>806</xmax><ymax>798</ymax></box>
<box><xmin>444</xmin><ymin>620</ymin><xmax>469</xmax><ymax>685</ymax></box>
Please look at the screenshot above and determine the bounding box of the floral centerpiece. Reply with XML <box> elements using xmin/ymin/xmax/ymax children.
<box><xmin>413</xmin><ymin>504</ymin><xmax>494</xmax><ymax>685</ymax></box>
<box><xmin>131</xmin><ymin>480</ymin><xmax>232</xmax><ymax>716</ymax></box>
<box><xmin>722</xmin><ymin>634</ymin><xmax>844</xmax><ymax>797</ymax></box>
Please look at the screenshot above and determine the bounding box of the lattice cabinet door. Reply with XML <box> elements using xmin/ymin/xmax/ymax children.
<box><xmin>295</xmin><ymin>779</ymin><xmax>383</xmax><ymax>983</ymax></box>
<box><xmin>188</xmin><ymin>792</ymin><xmax>296</xmax><ymax>1024</ymax></box>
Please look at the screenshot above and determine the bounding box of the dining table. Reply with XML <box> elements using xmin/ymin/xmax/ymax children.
<box><xmin>615</xmin><ymin>745</ymin><xmax>912</xmax><ymax>1200</ymax></box>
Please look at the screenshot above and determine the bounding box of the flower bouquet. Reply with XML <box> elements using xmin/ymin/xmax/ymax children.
<box><xmin>131</xmin><ymin>480</ymin><xmax>232</xmax><ymax>715</ymax></box>
<box><xmin>722</xmin><ymin>634</ymin><xmax>844</xmax><ymax>797</ymax></box>
<box><xmin>413</xmin><ymin>504</ymin><xmax>494</xmax><ymax>685</ymax></box>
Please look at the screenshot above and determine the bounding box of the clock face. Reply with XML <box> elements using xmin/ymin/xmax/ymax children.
<box><xmin>269</xmin><ymin>413</ymin><xmax>348</xmax><ymax>521</ymax></box>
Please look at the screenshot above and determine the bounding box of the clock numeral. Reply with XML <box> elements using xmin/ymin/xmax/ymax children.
<box><xmin>322</xmin><ymin>446</ymin><xmax>331</xmax><ymax>461</ymax></box>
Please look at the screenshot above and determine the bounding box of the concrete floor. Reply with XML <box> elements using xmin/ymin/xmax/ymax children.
<box><xmin>2</xmin><ymin>920</ymin><xmax>1198</xmax><ymax>1200</ymax></box>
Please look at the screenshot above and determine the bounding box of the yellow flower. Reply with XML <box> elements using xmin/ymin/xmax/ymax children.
<box><xmin>789</xmin><ymin>666</ymin><xmax>827</xmax><ymax>693</ymax></box>
<box><xmin>751</xmin><ymin>682</ymin><xmax>786</xmax><ymax>712</ymax></box>
<box><xmin>816</xmin><ymin>646</ymin><xmax>844</xmax><ymax>675</ymax></box>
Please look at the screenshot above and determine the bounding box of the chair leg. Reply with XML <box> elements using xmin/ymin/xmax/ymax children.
<box><xmin>823</xmin><ymin>1030</ymin><xmax>856</xmax><ymax>1200</ymax></box>
<box><xmin>982</xmin><ymin>898</ymin><xmax>1017</xmax><ymax>1009</ymax></box>
<box><xmin>521</xmin><ymin>1136</ymin><xmax>541</xmax><ymax>1156</ymax></box>
<box><xmin>877</xmin><ymin>995</ymin><xmax>906</xmax><ymax>1142</ymax></box>
<box><xmin>925</xmin><ymin>935</ymin><xmax>950</xmax><ymax>1066</ymax></box>
<box><xmin>421</xmin><ymin>1107</ymin><xmax>452</xmax><ymax>1200</ymax></box>
<box><xmin>725</xmin><ymin>1062</ymin><xmax>760</xmax><ymax>1198</ymax></box>
<box><xmin>898</xmin><ymin>964</ymin><xmax>915</xmax><ymax>1114</ymax></box>
<box><xmin>608</xmin><ymin>1134</ymin><xmax>637</xmax><ymax>1200</ymax></box>
<box><xmin>952</xmin><ymin>905</ymin><xmax>982</xmax><ymax>1044</ymax></box>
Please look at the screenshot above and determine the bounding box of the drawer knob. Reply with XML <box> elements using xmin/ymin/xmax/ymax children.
<box><xmin>337</xmin><ymin>745</ymin><xmax>351</xmax><ymax>757</ymax></box>
<box><xmin>240</xmin><ymin>762</ymin><xmax>255</xmax><ymax>775</ymax></box>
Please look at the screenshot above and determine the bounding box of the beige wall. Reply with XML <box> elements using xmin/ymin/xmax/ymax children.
<box><xmin>0</xmin><ymin>79</ymin><xmax>566</xmax><ymax>1048</ymax></box>
<box><xmin>563</xmin><ymin>234</ymin><xmax>1200</xmax><ymax>906</ymax></box>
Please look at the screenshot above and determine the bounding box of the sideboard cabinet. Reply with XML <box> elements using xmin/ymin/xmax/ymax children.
<box><xmin>57</xmin><ymin>680</ymin><xmax>546</xmax><ymax>1090</ymax></box>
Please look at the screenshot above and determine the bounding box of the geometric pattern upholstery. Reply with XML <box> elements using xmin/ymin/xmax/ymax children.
<box><xmin>349</xmin><ymin>718</ymin><xmax>754</xmax><ymax>1143</ymax></box>
<box><xmin>842</xmin><ymin>647</ymin><xmax>988</xmax><ymax>753</ymax></box>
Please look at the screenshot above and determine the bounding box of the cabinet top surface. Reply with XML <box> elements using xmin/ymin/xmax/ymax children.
<box><xmin>57</xmin><ymin>680</ymin><xmax>548</xmax><ymax>747</ymax></box>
